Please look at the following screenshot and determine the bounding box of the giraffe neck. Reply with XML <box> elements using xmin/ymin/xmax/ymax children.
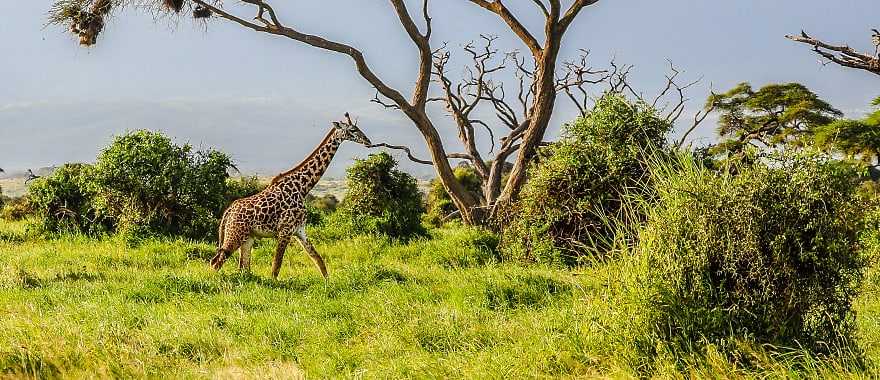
<box><xmin>271</xmin><ymin>129</ymin><xmax>342</xmax><ymax>195</ymax></box>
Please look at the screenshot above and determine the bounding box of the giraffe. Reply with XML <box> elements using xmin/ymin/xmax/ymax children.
<box><xmin>210</xmin><ymin>114</ymin><xmax>372</xmax><ymax>278</ymax></box>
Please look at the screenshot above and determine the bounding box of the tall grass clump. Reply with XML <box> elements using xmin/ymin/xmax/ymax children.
<box><xmin>500</xmin><ymin>94</ymin><xmax>671</xmax><ymax>266</ymax></box>
<box><xmin>313</xmin><ymin>152</ymin><xmax>425</xmax><ymax>242</ymax></box>
<box><xmin>637</xmin><ymin>151</ymin><xmax>872</xmax><ymax>357</ymax></box>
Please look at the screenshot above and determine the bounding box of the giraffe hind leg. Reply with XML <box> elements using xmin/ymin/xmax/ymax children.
<box><xmin>238</xmin><ymin>238</ymin><xmax>255</xmax><ymax>272</ymax></box>
<box><xmin>212</xmin><ymin>232</ymin><xmax>247</xmax><ymax>271</ymax></box>
<box><xmin>271</xmin><ymin>235</ymin><xmax>291</xmax><ymax>279</ymax></box>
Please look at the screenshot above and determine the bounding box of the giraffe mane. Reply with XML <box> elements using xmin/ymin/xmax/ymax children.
<box><xmin>270</xmin><ymin>128</ymin><xmax>337</xmax><ymax>184</ymax></box>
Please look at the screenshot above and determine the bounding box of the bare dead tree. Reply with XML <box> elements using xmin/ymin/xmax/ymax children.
<box><xmin>786</xmin><ymin>30</ymin><xmax>880</xmax><ymax>76</ymax></box>
<box><xmin>48</xmin><ymin>0</ymin><xmax>603</xmax><ymax>226</ymax></box>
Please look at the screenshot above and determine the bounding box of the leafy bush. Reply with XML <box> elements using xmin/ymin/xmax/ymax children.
<box><xmin>0</xmin><ymin>196</ymin><xmax>35</xmax><ymax>222</ymax></box>
<box><xmin>501</xmin><ymin>94</ymin><xmax>672</xmax><ymax>266</ymax></box>
<box><xmin>638</xmin><ymin>152</ymin><xmax>871</xmax><ymax>353</ymax></box>
<box><xmin>315</xmin><ymin>152</ymin><xmax>425</xmax><ymax>241</ymax></box>
<box><xmin>27</xmin><ymin>164</ymin><xmax>107</xmax><ymax>234</ymax></box>
<box><xmin>92</xmin><ymin>130</ymin><xmax>234</xmax><ymax>240</ymax></box>
<box><xmin>424</xmin><ymin>165</ymin><xmax>482</xmax><ymax>226</ymax></box>
<box><xmin>225</xmin><ymin>176</ymin><xmax>265</xmax><ymax>204</ymax></box>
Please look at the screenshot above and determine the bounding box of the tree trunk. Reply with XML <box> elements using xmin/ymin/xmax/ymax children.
<box><xmin>496</xmin><ymin>39</ymin><xmax>563</xmax><ymax>206</ymax></box>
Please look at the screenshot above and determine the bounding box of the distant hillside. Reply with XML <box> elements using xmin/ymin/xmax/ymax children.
<box><xmin>2</xmin><ymin>172</ymin><xmax>429</xmax><ymax>200</ymax></box>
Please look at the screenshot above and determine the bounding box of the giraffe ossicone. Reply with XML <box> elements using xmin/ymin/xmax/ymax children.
<box><xmin>210</xmin><ymin>114</ymin><xmax>372</xmax><ymax>279</ymax></box>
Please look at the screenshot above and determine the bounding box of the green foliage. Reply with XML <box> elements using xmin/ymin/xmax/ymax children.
<box><xmin>501</xmin><ymin>94</ymin><xmax>672</xmax><ymax>266</ymax></box>
<box><xmin>92</xmin><ymin>130</ymin><xmax>234</xmax><ymax>240</ymax></box>
<box><xmin>322</xmin><ymin>152</ymin><xmax>425</xmax><ymax>241</ymax></box>
<box><xmin>814</xmin><ymin>96</ymin><xmax>880</xmax><ymax>165</ymax></box>
<box><xmin>27</xmin><ymin>164</ymin><xmax>107</xmax><ymax>234</ymax></box>
<box><xmin>424</xmin><ymin>166</ymin><xmax>482</xmax><ymax>226</ymax></box>
<box><xmin>224</xmin><ymin>176</ymin><xmax>265</xmax><ymax>205</ymax></box>
<box><xmin>303</xmin><ymin>194</ymin><xmax>339</xmax><ymax>225</ymax></box>
<box><xmin>0</xmin><ymin>196</ymin><xmax>35</xmax><ymax>222</ymax></box>
<box><xmin>638</xmin><ymin>151</ymin><xmax>871</xmax><ymax>353</ymax></box>
<box><xmin>709</xmin><ymin>83</ymin><xmax>842</xmax><ymax>157</ymax></box>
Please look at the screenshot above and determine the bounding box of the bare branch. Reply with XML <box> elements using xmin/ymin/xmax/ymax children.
<box><xmin>372</xmin><ymin>91</ymin><xmax>400</xmax><ymax>110</ymax></box>
<box><xmin>466</xmin><ymin>0</ymin><xmax>543</xmax><ymax>57</ymax></box>
<box><xmin>676</xmin><ymin>95</ymin><xmax>716</xmax><ymax>148</ymax></box>
<box><xmin>786</xmin><ymin>30</ymin><xmax>880</xmax><ymax>76</ymax></box>
<box><xmin>367</xmin><ymin>143</ymin><xmax>433</xmax><ymax>165</ymax></box>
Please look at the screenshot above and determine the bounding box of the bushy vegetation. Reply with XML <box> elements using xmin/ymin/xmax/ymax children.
<box><xmin>424</xmin><ymin>165</ymin><xmax>482</xmax><ymax>226</ymax></box>
<box><xmin>224</xmin><ymin>176</ymin><xmax>265</xmax><ymax>205</ymax></box>
<box><xmin>314</xmin><ymin>152</ymin><xmax>425</xmax><ymax>242</ymax></box>
<box><xmin>92</xmin><ymin>130</ymin><xmax>234</xmax><ymax>239</ymax></box>
<box><xmin>0</xmin><ymin>196</ymin><xmax>33</xmax><ymax>222</ymax></box>
<box><xmin>501</xmin><ymin>94</ymin><xmax>672</xmax><ymax>266</ymax></box>
<box><xmin>636</xmin><ymin>152</ymin><xmax>873</xmax><ymax>354</ymax></box>
<box><xmin>25</xmin><ymin>131</ymin><xmax>236</xmax><ymax>240</ymax></box>
<box><xmin>28</xmin><ymin>163</ymin><xmax>107</xmax><ymax>235</ymax></box>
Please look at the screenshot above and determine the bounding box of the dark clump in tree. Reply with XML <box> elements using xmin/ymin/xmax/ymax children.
<box><xmin>28</xmin><ymin>163</ymin><xmax>108</xmax><ymax>234</ymax></box>
<box><xmin>708</xmin><ymin>82</ymin><xmax>842</xmax><ymax>158</ymax></box>
<box><xmin>316</xmin><ymin>152</ymin><xmax>425</xmax><ymax>241</ymax></box>
<box><xmin>639</xmin><ymin>152</ymin><xmax>872</xmax><ymax>354</ymax></box>
<box><xmin>92</xmin><ymin>130</ymin><xmax>234</xmax><ymax>240</ymax></box>
<box><xmin>500</xmin><ymin>94</ymin><xmax>672</xmax><ymax>266</ymax></box>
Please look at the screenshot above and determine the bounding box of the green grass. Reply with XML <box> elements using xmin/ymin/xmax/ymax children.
<box><xmin>0</xmin><ymin>219</ymin><xmax>878</xmax><ymax>378</ymax></box>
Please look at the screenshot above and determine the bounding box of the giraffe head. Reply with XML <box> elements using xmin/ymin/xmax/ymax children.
<box><xmin>333</xmin><ymin>113</ymin><xmax>372</xmax><ymax>146</ymax></box>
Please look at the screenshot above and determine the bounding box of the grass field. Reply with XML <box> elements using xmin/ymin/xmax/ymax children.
<box><xmin>0</xmin><ymin>219</ymin><xmax>878</xmax><ymax>378</ymax></box>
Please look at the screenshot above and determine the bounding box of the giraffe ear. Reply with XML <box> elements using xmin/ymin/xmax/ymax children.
<box><xmin>332</xmin><ymin>121</ymin><xmax>342</xmax><ymax>129</ymax></box>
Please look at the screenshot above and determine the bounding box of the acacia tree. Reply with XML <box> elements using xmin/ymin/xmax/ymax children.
<box><xmin>49</xmin><ymin>0</ymin><xmax>606</xmax><ymax>226</ymax></box>
<box><xmin>707</xmin><ymin>82</ymin><xmax>841</xmax><ymax>157</ymax></box>
<box><xmin>786</xmin><ymin>29</ymin><xmax>880</xmax><ymax>76</ymax></box>
<box><xmin>814</xmin><ymin>97</ymin><xmax>880</xmax><ymax>166</ymax></box>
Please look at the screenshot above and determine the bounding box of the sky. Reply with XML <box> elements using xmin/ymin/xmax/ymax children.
<box><xmin>1</xmin><ymin>0</ymin><xmax>878</xmax><ymax>177</ymax></box>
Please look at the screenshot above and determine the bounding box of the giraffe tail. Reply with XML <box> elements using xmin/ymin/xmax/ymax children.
<box><xmin>217</xmin><ymin>207</ymin><xmax>231</xmax><ymax>250</ymax></box>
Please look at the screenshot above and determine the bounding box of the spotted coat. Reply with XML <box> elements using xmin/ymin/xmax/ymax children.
<box><xmin>210</xmin><ymin>121</ymin><xmax>371</xmax><ymax>278</ymax></box>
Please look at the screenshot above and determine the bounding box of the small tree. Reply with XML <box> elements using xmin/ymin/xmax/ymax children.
<box><xmin>707</xmin><ymin>82</ymin><xmax>842</xmax><ymax>158</ymax></box>
<box><xmin>92</xmin><ymin>130</ymin><xmax>234</xmax><ymax>239</ymax></box>
<box><xmin>501</xmin><ymin>94</ymin><xmax>671</xmax><ymax>265</ymax></box>
<box><xmin>323</xmin><ymin>152</ymin><xmax>425</xmax><ymax>240</ymax></box>
<box><xmin>814</xmin><ymin>96</ymin><xmax>880</xmax><ymax>166</ymax></box>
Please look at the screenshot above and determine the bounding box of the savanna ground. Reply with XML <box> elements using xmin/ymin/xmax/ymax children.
<box><xmin>1</xmin><ymin>218</ymin><xmax>878</xmax><ymax>379</ymax></box>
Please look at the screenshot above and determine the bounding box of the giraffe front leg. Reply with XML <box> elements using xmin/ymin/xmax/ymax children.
<box><xmin>271</xmin><ymin>235</ymin><xmax>291</xmax><ymax>279</ymax></box>
<box><xmin>294</xmin><ymin>227</ymin><xmax>328</xmax><ymax>279</ymax></box>
<box><xmin>238</xmin><ymin>237</ymin><xmax>255</xmax><ymax>273</ymax></box>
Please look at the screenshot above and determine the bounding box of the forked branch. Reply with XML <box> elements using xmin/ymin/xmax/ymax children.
<box><xmin>786</xmin><ymin>30</ymin><xmax>880</xmax><ymax>76</ymax></box>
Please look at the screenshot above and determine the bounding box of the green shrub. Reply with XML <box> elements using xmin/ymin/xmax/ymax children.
<box><xmin>425</xmin><ymin>166</ymin><xmax>482</xmax><ymax>226</ymax></box>
<box><xmin>0</xmin><ymin>196</ymin><xmax>35</xmax><ymax>222</ymax></box>
<box><xmin>638</xmin><ymin>152</ymin><xmax>871</xmax><ymax>353</ymax></box>
<box><xmin>316</xmin><ymin>152</ymin><xmax>425</xmax><ymax>241</ymax></box>
<box><xmin>225</xmin><ymin>176</ymin><xmax>265</xmax><ymax>204</ymax></box>
<box><xmin>27</xmin><ymin>164</ymin><xmax>107</xmax><ymax>234</ymax></box>
<box><xmin>501</xmin><ymin>94</ymin><xmax>672</xmax><ymax>266</ymax></box>
<box><xmin>92</xmin><ymin>130</ymin><xmax>234</xmax><ymax>240</ymax></box>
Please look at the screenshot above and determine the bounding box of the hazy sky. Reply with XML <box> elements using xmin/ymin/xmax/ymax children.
<box><xmin>1</xmin><ymin>1</ymin><xmax>878</xmax><ymax>177</ymax></box>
